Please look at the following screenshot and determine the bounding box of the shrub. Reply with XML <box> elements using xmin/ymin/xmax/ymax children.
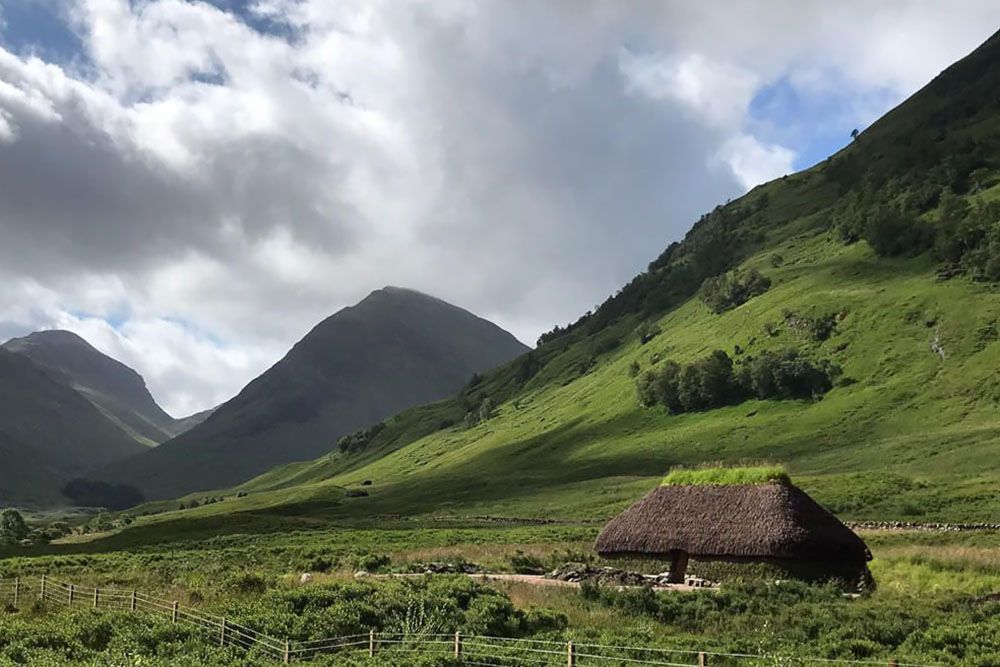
<box><xmin>0</xmin><ymin>509</ymin><xmax>29</xmax><ymax>545</ymax></box>
<box><xmin>863</xmin><ymin>204</ymin><xmax>935</xmax><ymax>257</ymax></box>
<box><xmin>223</xmin><ymin>571</ymin><xmax>270</xmax><ymax>595</ymax></box>
<box><xmin>508</xmin><ymin>551</ymin><xmax>545</xmax><ymax>575</ymax></box>
<box><xmin>338</xmin><ymin>422</ymin><xmax>387</xmax><ymax>454</ymax></box>
<box><xmin>700</xmin><ymin>268</ymin><xmax>772</xmax><ymax>313</ymax></box>
<box><xmin>636</xmin><ymin>321</ymin><xmax>660</xmax><ymax>344</ymax></box>
<box><xmin>738</xmin><ymin>348</ymin><xmax>840</xmax><ymax>400</ymax></box>
<box><xmin>356</xmin><ymin>554</ymin><xmax>391</xmax><ymax>573</ymax></box>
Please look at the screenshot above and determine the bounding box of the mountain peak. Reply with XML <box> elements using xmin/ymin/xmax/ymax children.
<box><xmin>5</xmin><ymin>329</ymin><xmax>94</xmax><ymax>351</ymax></box>
<box><xmin>98</xmin><ymin>289</ymin><xmax>529</xmax><ymax>499</ymax></box>
<box><xmin>2</xmin><ymin>328</ymin><xmax>206</xmax><ymax>447</ymax></box>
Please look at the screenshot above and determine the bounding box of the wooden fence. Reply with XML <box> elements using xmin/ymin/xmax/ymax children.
<box><xmin>0</xmin><ymin>575</ymin><xmax>936</xmax><ymax>666</ymax></box>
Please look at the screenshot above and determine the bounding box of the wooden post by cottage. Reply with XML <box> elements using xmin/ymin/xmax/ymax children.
<box><xmin>698</xmin><ymin>651</ymin><xmax>708</xmax><ymax>666</ymax></box>
<box><xmin>172</xmin><ymin>601</ymin><xmax>179</xmax><ymax>623</ymax></box>
<box><xmin>68</xmin><ymin>584</ymin><xmax>75</xmax><ymax>606</ymax></box>
<box><xmin>283</xmin><ymin>640</ymin><xmax>291</xmax><ymax>664</ymax></box>
<box><xmin>220</xmin><ymin>618</ymin><xmax>227</xmax><ymax>646</ymax></box>
<box><xmin>368</xmin><ymin>629</ymin><xmax>375</xmax><ymax>657</ymax></box>
<box><xmin>39</xmin><ymin>575</ymin><xmax>46</xmax><ymax>601</ymax></box>
<box><xmin>93</xmin><ymin>587</ymin><xmax>99</xmax><ymax>609</ymax></box>
<box><xmin>567</xmin><ymin>640</ymin><xmax>576</xmax><ymax>667</ymax></box>
<box><xmin>12</xmin><ymin>577</ymin><xmax>19</xmax><ymax>608</ymax></box>
<box><xmin>454</xmin><ymin>631</ymin><xmax>462</xmax><ymax>659</ymax></box>
<box><xmin>130</xmin><ymin>591</ymin><xmax>137</xmax><ymax>612</ymax></box>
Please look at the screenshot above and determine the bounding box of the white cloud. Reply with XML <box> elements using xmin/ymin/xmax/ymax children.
<box><xmin>721</xmin><ymin>134</ymin><xmax>796</xmax><ymax>191</ymax></box>
<box><xmin>0</xmin><ymin>0</ymin><xmax>998</xmax><ymax>412</ymax></box>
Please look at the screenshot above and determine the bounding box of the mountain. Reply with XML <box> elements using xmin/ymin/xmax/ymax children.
<box><xmin>97</xmin><ymin>287</ymin><xmax>529</xmax><ymax>499</ymax></box>
<box><xmin>2</xmin><ymin>330</ymin><xmax>204</xmax><ymax>446</ymax></box>
<box><xmin>103</xmin><ymin>29</ymin><xmax>1000</xmax><ymax>538</ymax></box>
<box><xmin>0</xmin><ymin>348</ymin><xmax>147</xmax><ymax>506</ymax></box>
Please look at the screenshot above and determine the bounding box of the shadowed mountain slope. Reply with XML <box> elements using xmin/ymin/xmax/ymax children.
<box><xmin>98</xmin><ymin>287</ymin><xmax>528</xmax><ymax>499</ymax></box>
<box><xmin>3</xmin><ymin>330</ymin><xmax>208</xmax><ymax>446</ymax></box>
<box><xmin>0</xmin><ymin>348</ymin><xmax>147</xmax><ymax>506</ymax></box>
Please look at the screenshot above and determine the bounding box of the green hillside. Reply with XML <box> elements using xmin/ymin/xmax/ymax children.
<box><xmin>90</xmin><ymin>29</ymin><xmax>1000</xmax><ymax>540</ymax></box>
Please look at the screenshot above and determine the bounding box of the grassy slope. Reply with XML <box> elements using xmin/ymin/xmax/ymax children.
<box><xmin>106</xmin><ymin>217</ymin><xmax>1000</xmax><ymax>544</ymax></box>
<box><xmin>76</xmin><ymin>31</ymin><xmax>1000</xmax><ymax>542</ymax></box>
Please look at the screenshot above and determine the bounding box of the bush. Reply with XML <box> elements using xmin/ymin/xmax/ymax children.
<box><xmin>338</xmin><ymin>422</ymin><xmax>387</xmax><ymax>454</ymax></box>
<box><xmin>863</xmin><ymin>204</ymin><xmax>935</xmax><ymax>257</ymax></box>
<box><xmin>636</xmin><ymin>321</ymin><xmax>660</xmax><ymax>344</ymax></box>
<box><xmin>738</xmin><ymin>348</ymin><xmax>840</xmax><ymax>400</ymax></box>
<box><xmin>0</xmin><ymin>509</ymin><xmax>29</xmax><ymax>545</ymax></box>
<box><xmin>701</xmin><ymin>268</ymin><xmax>771</xmax><ymax>313</ymax></box>
<box><xmin>356</xmin><ymin>554</ymin><xmax>391</xmax><ymax>573</ymax></box>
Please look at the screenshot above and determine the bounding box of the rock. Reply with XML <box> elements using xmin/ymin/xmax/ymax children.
<box><xmin>299</xmin><ymin>573</ymin><xmax>314</xmax><ymax>584</ymax></box>
<box><xmin>354</xmin><ymin>570</ymin><xmax>370</xmax><ymax>578</ymax></box>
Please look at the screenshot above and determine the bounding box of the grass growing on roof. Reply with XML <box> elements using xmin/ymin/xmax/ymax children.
<box><xmin>660</xmin><ymin>465</ymin><xmax>790</xmax><ymax>487</ymax></box>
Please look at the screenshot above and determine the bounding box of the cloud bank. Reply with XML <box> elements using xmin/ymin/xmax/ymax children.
<box><xmin>0</xmin><ymin>0</ymin><xmax>997</xmax><ymax>414</ymax></box>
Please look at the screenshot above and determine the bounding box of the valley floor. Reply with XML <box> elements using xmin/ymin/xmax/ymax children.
<box><xmin>1</xmin><ymin>522</ymin><xmax>998</xmax><ymax>665</ymax></box>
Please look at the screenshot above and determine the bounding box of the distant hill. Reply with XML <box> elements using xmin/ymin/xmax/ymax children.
<box><xmin>3</xmin><ymin>330</ymin><xmax>207</xmax><ymax>446</ymax></box>
<box><xmin>0</xmin><ymin>348</ymin><xmax>146</xmax><ymax>506</ymax></box>
<box><xmin>97</xmin><ymin>287</ymin><xmax>529</xmax><ymax>499</ymax></box>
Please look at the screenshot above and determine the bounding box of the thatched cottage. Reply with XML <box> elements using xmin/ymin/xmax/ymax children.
<box><xmin>595</xmin><ymin>468</ymin><xmax>872</xmax><ymax>587</ymax></box>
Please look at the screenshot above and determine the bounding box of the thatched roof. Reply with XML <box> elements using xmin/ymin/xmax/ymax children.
<box><xmin>595</xmin><ymin>481</ymin><xmax>870</xmax><ymax>563</ymax></box>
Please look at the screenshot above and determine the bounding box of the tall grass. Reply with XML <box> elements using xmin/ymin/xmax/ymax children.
<box><xmin>660</xmin><ymin>465</ymin><xmax>790</xmax><ymax>487</ymax></box>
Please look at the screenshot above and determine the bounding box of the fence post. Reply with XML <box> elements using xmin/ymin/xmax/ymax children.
<box><xmin>172</xmin><ymin>601</ymin><xmax>178</xmax><ymax>623</ymax></box>
<box><xmin>12</xmin><ymin>577</ymin><xmax>19</xmax><ymax>608</ymax></box>
<box><xmin>39</xmin><ymin>575</ymin><xmax>46</xmax><ymax>601</ymax></box>
<box><xmin>220</xmin><ymin>617</ymin><xmax>227</xmax><ymax>647</ymax></box>
<box><xmin>283</xmin><ymin>640</ymin><xmax>291</xmax><ymax>664</ymax></box>
<box><xmin>454</xmin><ymin>631</ymin><xmax>462</xmax><ymax>659</ymax></box>
<box><xmin>698</xmin><ymin>652</ymin><xmax>708</xmax><ymax>666</ymax></box>
<box><xmin>567</xmin><ymin>640</ymin><xmax>576</xmax><ymax>667</ymax></box>
<box><xmin>93</xmin><ymin>587</ymin><xmax>100</xmax><ymax>609</ymax></box>
<box><xmin>68</xmin><ymin>584</ymin><xmax>75</xmax><ymax>606</ymax></box>
<box><xmin>369</xmin><ymin>629</ymin><xmax>375</xmax><ymax>657</ymax></box>
<box><xmin>130</xmin><ymin>591</ymin><xmax>137</xmax><ymax>612</ymax></box>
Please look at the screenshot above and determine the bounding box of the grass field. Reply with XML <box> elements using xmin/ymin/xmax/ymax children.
<box><xmin>1</xmin><ymin>524</ymin><xmax>998</xmax><ymax>665</ymax></box>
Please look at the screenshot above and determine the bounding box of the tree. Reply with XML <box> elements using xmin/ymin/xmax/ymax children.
<box><xmin>0</xmin><ymin>509</ymin><xmax>29</xmax><ymax>545</ymax></box>
<box><xmin>850</xmin><ymin>128</ymin><xmax>859</xmax><ymax>140</ymax></box>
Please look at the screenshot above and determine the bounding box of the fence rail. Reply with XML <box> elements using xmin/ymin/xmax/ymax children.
<box><xmin>0</xmin><ymin>575</ymin><xmax>936</xmax><ymax>666</ymax></box>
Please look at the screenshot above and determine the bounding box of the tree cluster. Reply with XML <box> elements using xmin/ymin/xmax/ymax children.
<box><xmin>464</xmin><ymin>396</ymin><xmax>495</xmax><ymax>429</ymax></box>
<box><xmin>337</xmin><ymin>422</ymin><xmax>386</xmax><ymax>454</ymax></box>
<box><xmin>635</xmin><ymin>348</ymin><xmax>838</xmax><ymax>414</ymax></box>
<box><xmin>700</xmin><ymin>268</ymin><xmax>771</xmax><ymax>314</ymax></box>
<box><xmin>934</xmin><ymin>196</ymin><xmax>1000</xmax><ymax>281</ymax></box>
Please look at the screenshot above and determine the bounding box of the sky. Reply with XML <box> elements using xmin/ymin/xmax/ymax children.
<box><xmin>0</xmin><ymin>1</ymin><xmax>998</xmax><ymax>416</ymax></box>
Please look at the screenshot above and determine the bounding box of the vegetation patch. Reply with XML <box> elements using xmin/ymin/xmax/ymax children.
<box><xmin>660</xmin><ymin>465</ymin><xmax>790</xmax><ymax>487</ymax></box>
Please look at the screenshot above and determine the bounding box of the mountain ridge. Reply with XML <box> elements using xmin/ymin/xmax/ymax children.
<box><xmin>3</xmin><ymin>329</ymin><xmax>209</xmax><ymax>446</ymax></box>
<box><xmin>96</xmin><ymin>287</ymin><xmax>530</xmax><ymax>499</ymax></box>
